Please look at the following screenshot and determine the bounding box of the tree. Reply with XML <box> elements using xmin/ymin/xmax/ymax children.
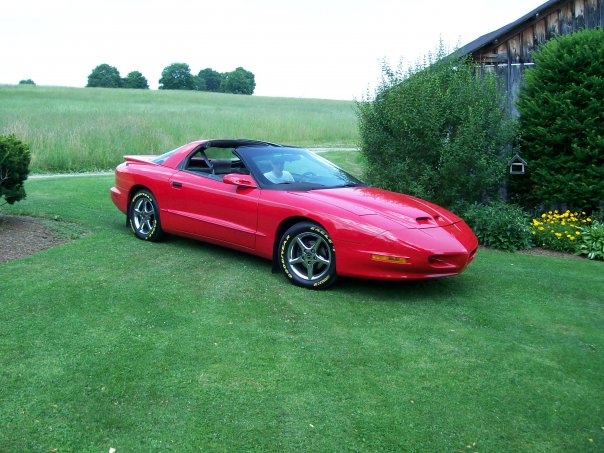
<box><xmin>159</xmin><ymin>63</ymin><xmax>195</xmax><ymax>90</ymax></box>
<box><xmin>0</xmin><ymin>134</ymin><xmax>31</xmax><ymax>205</ymax></box>
<box><xmin>19</xmin><ymin>79</ymin><xmax>35</xmax><ymax>86</ymax></box>
<box><xmin>197</xmin><ymin>68</ymin><xmax>223</xmax><ymax>92</ymax></box>
<box><xmin>86</xmin><ymin>64</ymin><xmax>122</xmax><ymax>88</ymax></box>
<box><xmin>356</xmin><ymin>45</ymin><xmax>516</xmax><ymax>208</ymax></box>
<box><xmin>515</xmin><ymin>28</ymin><xmax>604</xmax><ymax>211</ymax></box>
<box><xmin>122</xmin><ymin>71</ymin><xmax>149</xmax><ymax>89</ymax></box>
<box><xmin>221</xmin><ymin>67</ymin><xmax>255</xmax><ymax>95</ymax></box>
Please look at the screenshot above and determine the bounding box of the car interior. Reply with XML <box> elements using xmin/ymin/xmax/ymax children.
<box><xmin>184</xmin><ymin>148</ymin><xmax>249</xmax><ymax>179</ymax></box>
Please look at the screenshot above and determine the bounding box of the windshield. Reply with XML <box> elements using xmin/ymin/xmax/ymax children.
<box><xmin>237</xmin><ymin>146</ymin><xmax>364</xmax><ymax>190</ymax></box>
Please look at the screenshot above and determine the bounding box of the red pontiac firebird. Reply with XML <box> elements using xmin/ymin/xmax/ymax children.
<box><xmin>110</xmin><ymin>139</ymin><xmax>478</xmax><ymax>289</ymax></box>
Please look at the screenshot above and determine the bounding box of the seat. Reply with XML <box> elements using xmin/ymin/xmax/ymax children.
<box><xmin>211</xmin><ymin>159</ymin><xmax>232</xmax><ymax>175</ymax></box>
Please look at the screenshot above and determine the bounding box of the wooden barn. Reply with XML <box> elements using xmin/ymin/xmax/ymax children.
<box><xmin>458</xmin><ymin>0</ymin><xmax>603</xmax><ymax>116</ymax></box>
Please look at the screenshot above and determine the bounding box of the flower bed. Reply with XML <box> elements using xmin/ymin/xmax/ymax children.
<box><xmin>531</xmin><ymin>210</ymin><xmax>591</xmax><ymax>253</ymax></box>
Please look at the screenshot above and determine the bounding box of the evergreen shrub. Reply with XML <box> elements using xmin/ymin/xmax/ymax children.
<box><xmin>0</xmin><ymin>134</ymin><xmax>31</xmax><ymax>205</ymax></box>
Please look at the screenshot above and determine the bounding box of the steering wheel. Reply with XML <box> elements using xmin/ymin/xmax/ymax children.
<box><xmin>299</xmin><ymin>171</ymin><xmax>317</xmax><ymax>182</ymax></box>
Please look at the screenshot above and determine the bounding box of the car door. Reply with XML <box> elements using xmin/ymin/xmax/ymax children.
<box><xmin>164</xmin><ymin>170</ymin><xmax>260</xmax><ymax>251</ymax></box>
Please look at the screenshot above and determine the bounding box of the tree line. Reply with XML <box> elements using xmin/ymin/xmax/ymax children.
<box><xmin>86</xmin><ymin>63</ymin><xmax>255</xmax><ymax>95</ymax></box>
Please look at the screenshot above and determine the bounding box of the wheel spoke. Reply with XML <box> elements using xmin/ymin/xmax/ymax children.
<box><xmin>296</xmin><ymin>236</ymin><xmax>311</xmax><ymax>251</ymax></box>
<box><xmin>289</xmin><ymin>255</ymin><xmax>304</xmax><ymax>265</ymax></box>
<box><xmin>310</xmin><ymin>236</ymin><xmax>324</xmax><ymax>253</ymax></box>
<box><xmin>305</xmin><ymin>261</ymin><xmax>315</xmax><ymax>280</ymax></box>
<box><xmin>315</xmin><ymin>254</ymin><xmax>330</xmax><ymax>266</ymax></box>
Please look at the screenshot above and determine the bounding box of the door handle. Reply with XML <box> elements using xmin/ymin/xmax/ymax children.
<box><xmin>171</xmin><ymin>181</ymin><xmax>183</xmax><ymax>188</ymax></box>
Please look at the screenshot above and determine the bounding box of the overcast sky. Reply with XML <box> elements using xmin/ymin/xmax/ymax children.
<box><xmin>2</xmin><ymin>0</ymin><xmax>546</xmax><ymax>100</ymax></box>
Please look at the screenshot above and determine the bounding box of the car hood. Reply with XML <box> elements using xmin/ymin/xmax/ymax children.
<box><xmin>293</xmin><ymin>186</ymin><xmax>464</xmax><ymax>229</ymax></box>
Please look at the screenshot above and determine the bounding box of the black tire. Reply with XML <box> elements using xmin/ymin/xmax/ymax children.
<box><xmin>278</xmin><ymin>222</ymin><xmax>337</xmax><ymax>289</ymax></box>
<box><xmin>128</xmin><ymin>190</ymin><xmax>164</xmax><ymax>241</ymax></box>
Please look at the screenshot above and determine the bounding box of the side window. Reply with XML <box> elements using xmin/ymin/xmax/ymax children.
<box><xmin>184</xmin><ymin>147</ymin><xmax>250</xmax><ymax>179</ymax></box>
<box><xmin>185</xmin><ymin>150</ymin><xmax>211</xmax><ymax>172</ymax></box>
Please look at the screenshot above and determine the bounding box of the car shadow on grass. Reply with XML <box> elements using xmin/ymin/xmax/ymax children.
<box><xmin>112</xmin><ymin>222</ymin><xmax>479</xmax><ymax>302</ymax></box>
<box><xmin>334</xmin><ymin>274</ymin><xmax>477</xmax><ymax>303</ymax></box>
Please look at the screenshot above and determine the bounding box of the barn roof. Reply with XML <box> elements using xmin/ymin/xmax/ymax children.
<box><xmin>457</xmin><ymin>0</ymin><xmax>561</xmax><ymax>56</ymax></box>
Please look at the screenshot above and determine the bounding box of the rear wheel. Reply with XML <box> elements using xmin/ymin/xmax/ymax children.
<box><xmin>278</xmin><ymin>222</ymin><xmax>337</xmax><ymax>289</ymax></box>
<box><xmin>129</xmin><ymin>190</ymin><xmax>164</xmax><ymax>241</ymax></box>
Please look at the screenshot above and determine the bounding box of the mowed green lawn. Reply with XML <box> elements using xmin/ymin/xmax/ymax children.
<box><xmin>1</xmin><ymin>167</ymin><xmax>602</xmax><ymax>451</ymax></box>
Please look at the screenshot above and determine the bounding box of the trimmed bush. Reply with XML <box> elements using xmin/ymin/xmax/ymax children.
<box><xmin>515</xmin><ymin>28</ymin><xmax>604</xmax><ymax>211</ymax></box>
<box><xmin>0</xmin><ymin>134</ymin><xmax>31</xmax><ymax>205</ymax></box>
<box><xmin>458</xmin><ymin>202</ymin><xmax>532</xmax><ymax>252</ymax></box>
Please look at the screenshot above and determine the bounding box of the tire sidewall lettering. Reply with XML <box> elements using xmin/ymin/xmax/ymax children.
<box><xmin>279</xmin><ymin>233</ymin><xmax>293</xmax><ymax>280</ymax></box>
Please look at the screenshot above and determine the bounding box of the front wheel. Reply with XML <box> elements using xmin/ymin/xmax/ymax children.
<box><xmin>278</xmin><ymin>222</ymin><xmax>337</xmax><ymax>289</ymax></box>
<box><xmin>128</xmin><ymin>190</ymin><xmax>164</xmax><ymax>241</ymax></box>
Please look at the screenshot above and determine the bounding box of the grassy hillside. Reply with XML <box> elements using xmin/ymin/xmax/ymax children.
<box><xmin>0</xmin><ymin>85</ymin><xmax>358</xmax><ymax>173</ymax></box>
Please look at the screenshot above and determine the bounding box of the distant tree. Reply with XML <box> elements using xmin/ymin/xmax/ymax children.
<box><xmin>221</xmin><ymin>67</ymin><xmax>255</xmax><ymax>95</ymax></box>
<box><xmin>159</xmin><ymin>63</ymin><xmax>195</xmax><ymax>90</ymax></box>
<box><xmin>86</xmin><ymin>64</ymin><xmax>122</xmax><ymax>88</ymax></box>
<box><xmin>515</xmin><ymin>28</ymin><xmax>604</xmax><ymax>211</ymax></box>
<box><xmin>122</xmin><ymin>71</ymin><xmax>149</xmax><ymax>89</ymax></box>
<box><xmin>193</xmin><ymin>76</ymin><xmax>207</xmax><ymax>91</ymax></box>
<box><xmin>19</xmin><ymin>79</ymin><xmax>35</xmax><ymax>86</ymax></box>
<box><xmin>0</xmin><ymin>134</ymin><xmax>31</xmax><ymax>205</ymax></box>
<box><xmin>197</xmin><ymin>68</ymin><xmax>223</xmax><ymax>92</ymax></box>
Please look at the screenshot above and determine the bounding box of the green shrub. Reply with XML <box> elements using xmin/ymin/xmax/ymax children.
<box><xmin>356</xmin><ymin>43</ymin><xmax>516</xmax><ymax>209</ymax></box>
<box><xmin>0</xmin><ymin>134</ymin><xmax>31</xmax><ymax>205</ymax></box>
<box><xmin>530</xmin><ymin>210</ymin><xmax>590</xmax><ymax>253</ymax></box>
<box><xmin>515</xmin><ymin>28</ymin><xmax>604</xmax><ymax>211</ymax></box>
<box><xmin>458</xmin><ymin>202</ymin><xmax>532</xmax><ymax>251</ymax></box>
<box><xmin>577</xmin><ymin>220</ymin><xmax>604</xmax><ymax>260</ymax></box>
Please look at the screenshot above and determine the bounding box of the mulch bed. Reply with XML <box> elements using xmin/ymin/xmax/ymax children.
<box><xmin>0</xmin><ymin>215</ymin><xmax>70</xmax><ymax>262</ymax></box>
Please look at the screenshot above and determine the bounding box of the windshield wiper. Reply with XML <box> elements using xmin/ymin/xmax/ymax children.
<box><xmin>335</xmin><ymin>182</ymin><xmax>365</xmax><ymax>188</ymax></box>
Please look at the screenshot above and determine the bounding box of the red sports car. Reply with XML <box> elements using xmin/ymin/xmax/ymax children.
<box><xmin>110</xmin><ymin>139</ymin><xmax>478</xmax><ymax>289</ymax></box>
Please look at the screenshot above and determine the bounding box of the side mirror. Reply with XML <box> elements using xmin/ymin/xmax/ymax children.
<box><xmin>223</xmin><ymin>173</ymin><xmax>258</xmax><ymax>188</ymax></box>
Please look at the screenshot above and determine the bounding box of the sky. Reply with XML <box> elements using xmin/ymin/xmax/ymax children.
<box><xmin>2</xmin><ymin>0</ymin><xmax>547</xmax><ymax>100</ymax></box>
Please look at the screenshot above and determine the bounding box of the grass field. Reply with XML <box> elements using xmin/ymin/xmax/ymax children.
<box><xmin>1</xmin><ymin>163</ymin><xmax>602</xmax><ymax>451</ymax></box>
<box><xmin>0</xmin><ymin>85</ymin><xmax>358</xmax><ymax>173</ymax></box>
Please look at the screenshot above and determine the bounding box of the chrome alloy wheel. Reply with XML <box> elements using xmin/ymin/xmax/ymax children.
<box><xmin>285</xmin><ymin>230</ymin><xmax>333</xmax><ymax>282</ymax></box>
<box><xmin>129</xmin><ymin>190</ymin><xmax>163</xmax><ymax>241</ymax></box>
<box><xmin>132</xmin><ymin>196</ymin><xmax>156</xmax><ymax>235</ymax></box>
<box><xmin>132</xmin><ymin>198</ymin><xmax>155</xmax><ymax>236</ymax></box>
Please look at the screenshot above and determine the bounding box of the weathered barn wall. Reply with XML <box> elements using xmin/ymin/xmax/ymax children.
<box><xmin>462</xmin><ymin>0</ymin><xmax>603</xmax><ymax>116</ymax></box>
